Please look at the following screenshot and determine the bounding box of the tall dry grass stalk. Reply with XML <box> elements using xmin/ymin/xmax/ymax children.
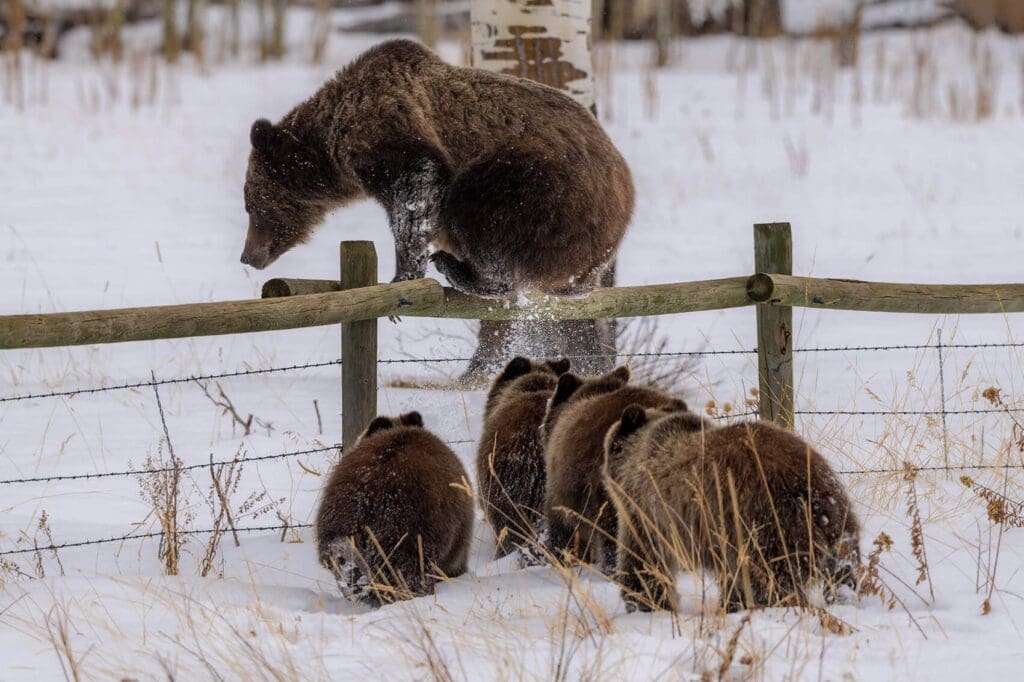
<box><xmin>857</xmin><ymin>531</ymin><xmax>895</xmax><ymax>608</ymax></box>
<box><xmin>902</xmin><ymin>462</ymin><xmax>934</xmax><ymax>604</ymax></box>
<box><xmin>32</xmin><ymin>510</ymin><xmax>65</xmax><ymax>578</ymax></box>
<box><xmin>44</xmin><ymin>603</ymin><xmax>86</xmax><ymax>682</ymax></box>
<box><xmin>135</xmin><ymin>441</ymin><xmax>189</xmax><ymax>575</ymax></box>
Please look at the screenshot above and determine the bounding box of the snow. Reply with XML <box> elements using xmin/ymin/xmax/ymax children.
<box><xmin>2</xmin><ymin>15</ymin><xmax>1024</xmax><ymax>681</ymax></box>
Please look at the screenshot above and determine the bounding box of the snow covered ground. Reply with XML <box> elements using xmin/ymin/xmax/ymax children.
<box><xmin>2</xmin><ymin>14</ymin><xmax>1024</xmax><ymax>680</ymax></box>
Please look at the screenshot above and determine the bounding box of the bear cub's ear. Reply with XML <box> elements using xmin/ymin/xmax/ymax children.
<box><xmin>664</xmin><ymin>397</ymin><xmax>688</xmax><ymax>413</ymax></box>
<box><xmin>608</xmin><ymin>366</ymin><xmax>631</xmax><ymax>385</ymax></box>
<box><xmin>363</xmin><ymin>416</ymin><xmax>395</xmax><ymax>438</ymax></box>
<box><xmin>617</xmin><ymin>405</ymin><xmax>648</xmax><ymax>439</ymax></box>
<box><xmin>546</xmin><ymin>358</ymin><xmax>571</xmax><ymax>376</ymax></box>
<box><xmin>495</xmin><ymin>357</ymin><xmax>533</xmax><ymax>386</ymax></box>
<box><xmin>399</xmin><ymin>411</ymin><xmax>424</xmax><ymax>428</ymax></box>
<box><xmin>551</xmin><ymin>373</ymin><xmax>583</xmax><ymax>407</ymax></box>
<box><xmin>250</xmin><ymin>118</ymin><xmax>277</xmax><ymax>149</ymax></box>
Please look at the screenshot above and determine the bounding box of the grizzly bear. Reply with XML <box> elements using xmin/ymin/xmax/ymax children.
<box><xmin>316</xmin><ymin>411</ymin><xmax>474</xmax><ymax>606</ymax></box>
<box><xmin>240</xmin><ymin>39</ymin><xmax>633</xmax><ymax>298</ymax></box>
<box><xmin>477</xmin><ymin>356</ymin><xmax>570</xmax><ymax>559</ymax></box>
<box><xmin>540</xmin><ymin>367</ymin><xmax>688</xmax><ymax>571</ymax></box>
<box><xmin>603</xmin><ymin>409</ymin><xmax>861</xmax><ymax>613</ymax></box>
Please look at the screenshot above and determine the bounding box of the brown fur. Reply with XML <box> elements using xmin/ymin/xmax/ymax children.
<box><xmin>477</xmin><ymin>357</ymin><xmax>570</xmax><ymax>558</ymax></box>
<box><xmin>603</xmin><ymin>410</ymin><xmax>861</xmax><ymax>613</ymax></box>
<box><xmin>540</xmin><ymin>367</ymin><xmax>688</xmax><ymax>571</ymax></box>
<box><xmin>315</xmin><ymin>411</ymin><xmax>473</xmax><ymax>606</ymax></box>
<box><xmin>241</xmin><ymin>39</ymin><xmax>633</xmax><ymax>298</ymax></box>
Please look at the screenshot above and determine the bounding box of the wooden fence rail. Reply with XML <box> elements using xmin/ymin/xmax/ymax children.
<box><xmin>5</xmin><ymin>222</ymin><xmax>1024</xmax><ymax>447</ymax></box>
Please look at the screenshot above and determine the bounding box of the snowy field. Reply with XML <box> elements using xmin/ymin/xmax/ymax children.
<box><xmin>2</xmin><ymin>9</ymin><xmax>1024</xmax><ymax>679</ymax></box>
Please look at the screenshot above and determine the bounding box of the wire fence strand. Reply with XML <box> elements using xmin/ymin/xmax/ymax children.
<box><xmin>0</xmin><ymin>523</ymin><xmax>314</xmax><ymax>557</ymax></box>
<box><xmin>4</xmin><ymin>339</ymin><xmax>1022</xmax><ymax>404</ymax></box>
<box><xmin>0</xmin><ymin>359</ymin><xmax>344</xmax><ymax>404</ymax></box>
<box><xmin>0</xmin><ymin>445</ymin><xmax>342</xmax><ymax>487</ymax></box>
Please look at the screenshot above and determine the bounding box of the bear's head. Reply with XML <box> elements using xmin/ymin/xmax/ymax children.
<box><xmin>485</xmin><ymin>356</ymin><xmax>571</xmax><ymax>419</ymax></box>
<box><xmin>539</xmin><ymin>366</ymin><xmax>631</xmax><ymax>442</ymax></box>
<box><xmin>603</xmin><ymin>406</ymin><xmax>713</xmax><ymax>482</ymax></box>
<box><xmin>602</xmin><ymin>404</ymin><xmax>650</xmax><ymax>479</ymax></box>
<box><xmin>241</xmin><ymin>119</ymin><xmax>360</xmax><ymax>269</ymax></box>
<box><xmin>357</xmin><ymin>411</ymin><xmax>424</xmax><ymax>444</ymax></box>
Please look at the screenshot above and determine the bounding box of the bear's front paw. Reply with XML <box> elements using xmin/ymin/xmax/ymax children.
<box><xmin>428</xmin><ymin>250</ymin><xmax>456</xmax><ymax>271</ymax></box>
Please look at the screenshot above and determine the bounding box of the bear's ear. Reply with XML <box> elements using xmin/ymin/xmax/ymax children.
<box><xmin>617</xmin><ymin>405</ymin><xmax>648</xmax><ymax>439</ymax></box>
<box><xmin>546</xmin><ymin>358</ymin><xmax>571</xmax><ymax>376</ymax></box>
<box><xmin>399</xmin><ymin>411</ymin><xmax>424</xmax><ymax>428</ymax></box>
<box><xmin>250</xmin><ymin>118</ymin><xmax>301</xmax><ymax>159</ymax></box>
<box><xmin>665</xmin><ymin>397</ymin><xmax>689</xmax><ymax>413</ymax></box>
<box><xmin>362</xmin><ymin>416</ymin><xmax>395</xmax><ymax>438</ymax></box>
<box><xmin>495</xmin><ymin>357</ymin><xmax>533</xmax><ymax>386</ymax></box>
<box><xmin>608</xmin><ymin>366</ymin><xmax>631</xmax><ymax>385</ymax></box>
<box><xmin>551</xmin><ymin>373</ymin><xmax>583</xmax><ymax>407</ymax></box>
<box><xmin>674</xmin><ymin>411</ymin><xmax>710</xmax><ymax>433</ymax></box>
<box><xmin>250</xmin><ymin>118</ymin><xmax>276</xmax><ymax>149</ymax></box>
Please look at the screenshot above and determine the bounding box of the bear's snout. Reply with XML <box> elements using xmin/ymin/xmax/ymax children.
<box><xmin>240</xmin><ymin>250</ymin><xmax>270</xmax><ymax>269</ymax></box>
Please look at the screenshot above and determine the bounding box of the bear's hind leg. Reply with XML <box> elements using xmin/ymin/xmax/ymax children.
<box><xmin>430</xmin><ymin>251</ymin><xmax>514</xmax><ymax>298</ymax></box>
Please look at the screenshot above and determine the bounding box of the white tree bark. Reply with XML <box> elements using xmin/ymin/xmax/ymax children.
<box><xmin>471</xmin><ymin>0</ymin><xmax>595</xmax><ymax>111</ymax></box>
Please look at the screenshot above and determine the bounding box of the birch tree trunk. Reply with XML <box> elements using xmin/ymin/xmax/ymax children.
<box><xmin>464</xmin><ymin>0</ymin><xmax>614</xmax><ymax>381</ymax></box>
<box><xmin>471</xmin><ymin>0</ymin><xmax>595</xmax><ymax>111</ymax></box>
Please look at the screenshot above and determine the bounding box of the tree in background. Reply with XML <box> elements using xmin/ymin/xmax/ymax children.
<box><xmin>466</xmin><ymin>0</ymin><xmax>615</xmax><ymax>381</ymax></box>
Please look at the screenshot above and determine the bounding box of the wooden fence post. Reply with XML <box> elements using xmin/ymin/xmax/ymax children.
<box><xmin>340</xmin><ymin>241</ymin><xmax>378</xmax><ymax>452</ymax></box>
<box><xmin>754</xmin><ymin>223</ymin><xmax>794</xmax><ymax>428</ymax></box>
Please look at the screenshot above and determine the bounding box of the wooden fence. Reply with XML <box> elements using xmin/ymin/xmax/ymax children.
<box><xmin>3</xmin><ymin>223</ymin><xmax>1024</xmax><ymax>449</ymax></box>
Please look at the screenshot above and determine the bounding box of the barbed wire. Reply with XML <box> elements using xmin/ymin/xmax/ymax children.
<box><xmin>791</xmin><ymin>341</ymin><xmax>1024</xmax><ymax>354</ymax></box>
<box><xmin>5</xmin><ymin>455</ymin><xmax>1021</xmax><ymax>555</ymax></box>
<box><xmin>0</xmin><ymin>523</ymin><xmax>313</xmax><ymax>558</ymax></box>
<box><xmin>4</xmin><ymin>339</ymin><xmax>1022</xmax><ymax>405</ymax></box>
<box><xmin>796</xmin><ymin>407</ymin><xmax>1024</xmax><ymax>416</ymax></box>
<box><xmin>838</xmin><ymin>462</ymin><xmax>1024</xmax><ymax>476</ymax></box>
<box><xmin>0</xmin><ymin>444</ymin><xmax>342</xmax><ymax>487</ymax></box>
<box><xmin>0</xmin><ymin>359</ymin><xmax>344</xmax><ymax>404</ymax></box>
<box><xmin>0</xmin><ymin>439</ymin><xmax>481</xmax><ymax>488</ymax></box>
<box><xmin>377</xmin><ymin>348</ymin><xmax>760</xmax><ymax>365</ymax></box>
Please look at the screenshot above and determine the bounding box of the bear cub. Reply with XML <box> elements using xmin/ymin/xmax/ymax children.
<box><xmin>477</xmin><ymin>356</ymin><xmax>570</xmax><ymax>560</ymax></box>
<box><xmin>540</xmin><ymin>366</ymin><xmax>688</xmax><ymax>571</ymax></box>
<box><xmin>316</xmin><ymin>411</ymin><xmax>473</xmax><ymax>606</ymax></box>
<box><xmin>603</xmin><ymin>408</ymin><xmax>861</xmax><ymax>613</ymax></box>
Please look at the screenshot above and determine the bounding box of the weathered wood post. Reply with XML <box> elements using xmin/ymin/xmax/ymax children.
<box><xmin>340</xmin><ymin>241</ymin><xmax>378</xmax><ymax>451</ymax></box>
<box><xmin>754</xmin><ymin>223</ymin><xmax>794</xmax><ymax>428</ymax></box>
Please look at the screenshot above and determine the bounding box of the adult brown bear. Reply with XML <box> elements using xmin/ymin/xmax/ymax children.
<box><xmin>240</xmin><ymin>39</ymin><xmax>633</xmax><ymax>299</ymax></box>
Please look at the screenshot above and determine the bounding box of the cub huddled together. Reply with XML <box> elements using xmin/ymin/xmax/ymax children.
<box><xmin>477</xmin><ymin>356</ymin><xmax>570</xmax><ymax>558</ymax></box>
<box><xmin>316</xmin><ymin>356</ymin><xmax>860</xmax><ymax>614</ymax></box>
<box><xmin>603</xmin><ymin>406</ymin><xmax>860</xmax><ymax>612</ymax></box>
<box><xmin>316</xmin><ymin>412</ymin><xmax>473</xmax><ymax>606</ymax></box>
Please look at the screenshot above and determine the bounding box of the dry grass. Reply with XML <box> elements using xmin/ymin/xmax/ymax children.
<box><xmin>134</xmin><ymin>441</ymin><xmax>189</xmax><ymax>576</ymax></box>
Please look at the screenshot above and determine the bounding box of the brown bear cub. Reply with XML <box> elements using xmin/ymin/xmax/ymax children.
<box><xmin>603</xmin><ymin>409</ymin><xmax>861</xmax><ymax>613</ymax></box>
<box><xmin>316</xmin><ymin>412</ymin><xmax>473</xmax><ymax>606</ymax></box>
<box><xmin>477</xmin><ymin>356</ymin><xmax>570</xmax><ymax>560</ymax></box>
<box><xmin>241</xmin><ymin>39</ymin><xmax>633</xmax><ymax>298</ymax></box>
<box><xmin>540</xmin><ymin>367</ymin><xmax>688</xmax><ymax>571</ymax></box>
